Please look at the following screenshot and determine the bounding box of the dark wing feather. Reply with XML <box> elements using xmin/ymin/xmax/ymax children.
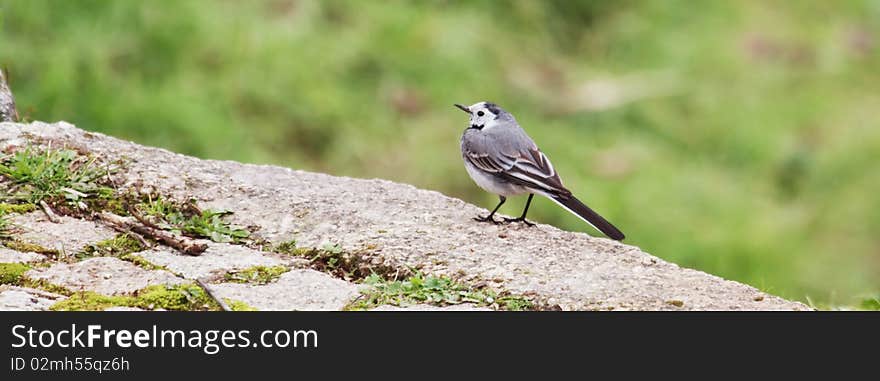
<box><xmin>463</xmin><ymin>133</ymin><xmax>569</xmax><ymax>196</ymax></box>
<box><xmin>500</xmin><ymin>148</ymin><xmax>570</xmax><ymax>197</ymax></box>
<box><xmin>463</xmin><ymin>150</ymin><xmax>510</xmax><ymax>173</ymax></box>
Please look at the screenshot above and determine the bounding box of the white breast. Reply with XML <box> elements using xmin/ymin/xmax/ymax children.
<box><xmin>463</xmin><ymin>160</ymin><xmax>529</xmax><ymax>197</ymax></box>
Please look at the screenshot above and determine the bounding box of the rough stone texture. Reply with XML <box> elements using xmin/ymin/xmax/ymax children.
<box><xmin>0</xmin><ymin>286</ymin><xmax>66</xmax><ymax>311</ymax></box>
<box><xmin>210</xmin><ymin>269</ymin><xmax>362</xmax><ymax>311</ymax></box>
<box><xmin>0</xmin><ymin>122</ymin><xmax>811</xmax><ymax>311</ymax></box>
<box><xmin>0</xmin><ymin>69</ymin><xmax>17</xmax><ymax>122</ymax></box>
<box><xmin>137</xmin><ymin>243</ymin><xmax>287</xmax><ymax>279</ymax></box>
<box><xmin>25</xmin><ymin>257</ymin><xmax>184</xmax><ymax>295</ymax></box>
<box><xmin>10</xmin><ymin>212</ymin><xmax>117</xmax><ymax>254</ymax></box>
<box><xmin>371</xmin><ymin>304</ymin><xmax>493</xmax><ymax>311</ymax></box>
<box><xmin>0</xmin><ymin>247</ymin><xmax>45</xmax><ymax>263</ymax></box>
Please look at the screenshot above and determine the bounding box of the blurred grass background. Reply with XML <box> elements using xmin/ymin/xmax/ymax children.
<box><xmin>1</xmin><ymin>0</ymin><xmax>878</xmax><ymax>307</ymax></box>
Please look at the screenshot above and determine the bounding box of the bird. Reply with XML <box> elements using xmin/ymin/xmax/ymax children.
<box><xmin>455</xmin><ymin>101</ymin><xmax>625</xmax><ymax>241</ymax></box>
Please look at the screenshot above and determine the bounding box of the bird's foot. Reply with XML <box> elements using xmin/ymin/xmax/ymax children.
<box><xmin>473</xmin><ymin>215</ymin><xmax>501</xmax><ymax>225</ymax></box>
<box><xmin>503</xmin><ymin>217</ymin><xmax>535</xmax><ymax>227</ymax></box>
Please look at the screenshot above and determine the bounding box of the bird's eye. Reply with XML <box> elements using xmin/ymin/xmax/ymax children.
<box><xmin>476</xmin><ymin>111</ymin><xmax>485</xmax><ymax>117</ymax></box>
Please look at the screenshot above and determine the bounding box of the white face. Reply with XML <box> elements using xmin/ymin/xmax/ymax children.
<box><xmin>464</xmin><ymin>102</ymin><xmax>499</xmax><ymax>130</ymax></box>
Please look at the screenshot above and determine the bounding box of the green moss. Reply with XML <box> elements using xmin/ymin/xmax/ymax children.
<box><xmin>119</xmin><ymin>253</ymin><xmax>167</xmax><ymax>271</ymax></box>
<box><xmin>0</xmin><ymin>262</ymin><xmax>31</xmax><ymax>285</ymax></box>
<box><xmin>287</xmin><ymin>247</ymin><xmax>320</xmax><ymax>257</ymax></box>
<box><xmin>75</xmin><ymin>234</ymin><xmax>168</xmax><ymax>271</ymax></box>
<box><xmin>78</xmin><ymin>234</ymin><xmax>144</xmax><ymax>260</ymax></box>
<box><xmin>50</xmin><ymin>283</ymin><xmax>221</xmax><ymax>311</ymax></box>
<box><xmin>22</xmin><ymin>278</ymin><xmax>73</xmax><ymax>296</ymax></box>
<box><xmin>49</xmin><ymin>292</ymin><xmax>127</xmax><ymax>311</ymax></box>
<box><xmin>223</xmin><ymin>266</ymin><xmax>289</xmax><ymax>285</ymax></box>
<box><xmin>132</xmin><ymin>284</ymin><xmax>220</xmax><ymax>311</ymax></box>
<box><xmin>83</xmin><ymin>192</ymin><xmax>130</xmax><ymax>216</ymax></box>
<box><xmin>226</xmin><ymin>299</ymin><xmax>258</xmax><ymax>311</ymax></box>
<box><xmin>0</xmin><ymin>203</ymin><xmax>37</xmax><ymax>214</ymax></box>
<box><xmin>1</xmin><ymin>240</ymin><xmax>59</xmax><ymax>256</ymax></box>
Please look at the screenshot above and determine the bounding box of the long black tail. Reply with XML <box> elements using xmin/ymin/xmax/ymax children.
<box><xmin>549</xmin><ymin>195</ymin><xmax>625</xmax><ymax>241</ymax></box>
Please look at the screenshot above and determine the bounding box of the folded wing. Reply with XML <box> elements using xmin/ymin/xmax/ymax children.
<box><xmin>463</xmin><ymin>144</ymin><xmax>625</xmax><ymax>240</ymax></box>
<box><xmin>464</xmin><ymin>145</ymin><xmax>570</xmax><ymax>197</ymax></box>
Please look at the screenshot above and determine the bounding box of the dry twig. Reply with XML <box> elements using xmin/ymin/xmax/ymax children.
<box><xmin>123</xmin><ymin>230</ymin><xmax>152</xmax><ymax>249</ymax></box>
<box><xmin>39</xmin><ymin>200</ymin><xmax>61</xmax><ymax>223</ymax></box>
<box><xmin>196</xmin><ymin>278</ymin><xmax>231</xmax><ymax>312</ymax></box>
<box><xmin>95</xmin><ymin>211</ymin><xmax>207</xmax><ymax>256</ymax></box>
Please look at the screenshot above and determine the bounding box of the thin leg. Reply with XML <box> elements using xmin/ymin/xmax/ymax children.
<box><xmin>474</xmin><ymin>196</ymin><xmax>505</xmax><ymax>224</ymax></box>
<box><xmin>504</xmin><ymin>194</ymin><xmax>536</xmax><ymax>226</ymax></box>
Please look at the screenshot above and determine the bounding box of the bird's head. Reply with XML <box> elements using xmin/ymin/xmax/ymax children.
<box><xmin>454</xmin><ymin>101</ymin><xmax>509</xmax><ymax>131</ymax></box>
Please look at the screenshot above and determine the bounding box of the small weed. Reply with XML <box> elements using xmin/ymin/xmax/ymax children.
<box><xmin>223</xmin><ymin>265</ymin><xmax>289</xmax><ymax>285</ymax></box>
<box><xmin>50</xmin><ymin>283</ymin><xmax>221</xmax><ymax>311</ymax></box>
<box><xmin>226</xmin><ymin>299</ymin><xmax>258</xmax><ymax>311</ymax></box>
<box><xmin>273</xmin><ymin>239</ymin><xmax>298</xmax><ymax>255</ymax></box>
<box><xmin>0</xmin><ymin>146</ymin><xmax>117</xmax><ymax>206</ymax></box>
<box><xmin>138</xmin><ymin>196</ymin><xmax>249</xmax><ymax>243</ymax></box>
<box><xmin>184</xmin><ymin>210</ymin><xmax>250</xmax><ymax>243</ymax></box>
<box><xmin>0</xmin><ymin>262</ymin><xmax>31</xmax><ymax>284</ymax></box>
<box><xmin>322</xmin><ymin>243</ymin><xmax>343</xmax><ymax>254</ymax></box>
<box><xmin>347</xmin><ymin>272</ymin><xmax>534</xmax><ymax>311</ymax></box>
<box><xmin>138</xmin><ymin>195</ymin><xmax>179</xmax><ymax>219</ymax></box>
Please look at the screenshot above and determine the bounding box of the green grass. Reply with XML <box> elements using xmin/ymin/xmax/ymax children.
<box><xmin>348</xmin><ymin>272</ymin><xmax>533</xmax><ymax>311</ymax></box>
<box><xmin>2</xmin><ymin>1</ymin><xmax>878</xmax><ymax>305</ymax></box>
<box><xmin>138</xmin><ymin>196</ymin><xmax>250</xmax><ymax>243</ymax></box>
<box><xmin>0</xmin><ymin>146</ymin><xmax>116</xmax><ymax>205</ymax></box>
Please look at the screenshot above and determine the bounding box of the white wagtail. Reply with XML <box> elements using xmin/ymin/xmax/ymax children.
<box><xmin>455</xmin><ymin>101</ymin><xmax>625</xmax><ymax>241</ymax></box>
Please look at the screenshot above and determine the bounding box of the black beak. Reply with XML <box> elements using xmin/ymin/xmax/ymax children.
<box><xmin>453</xmin><ymin>103</ymin><xmax>471</xmax><ymax>114</ymax></box>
